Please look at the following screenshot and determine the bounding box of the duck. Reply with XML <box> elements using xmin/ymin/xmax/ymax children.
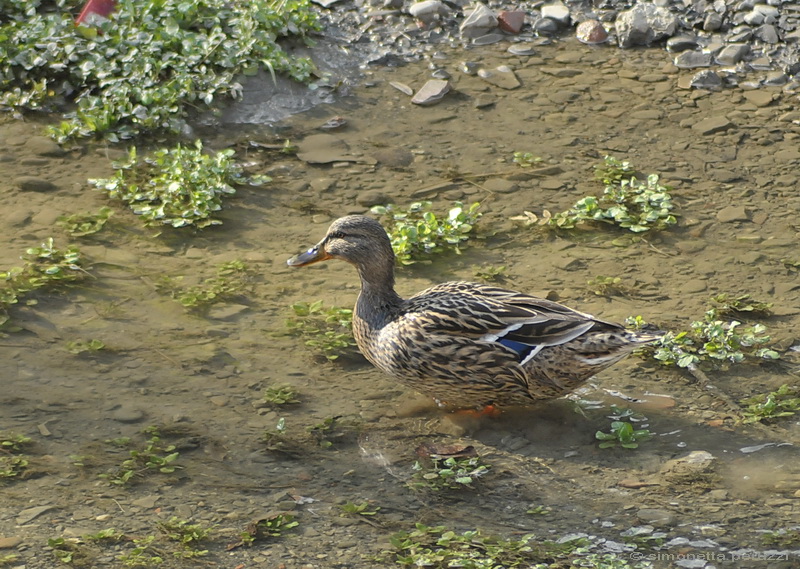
<box><xmin>287</xmin><ymin>215</ymin><xmax>659</xmax><ymax>409</ymax></box>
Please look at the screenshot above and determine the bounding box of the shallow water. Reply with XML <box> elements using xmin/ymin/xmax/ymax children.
<box><xmin>1</xmin><ymin>37</ymin><xmax>799</xmax><ymax>568</ymax></box>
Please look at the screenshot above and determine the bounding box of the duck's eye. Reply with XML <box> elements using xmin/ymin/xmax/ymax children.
<box><xmin>328</xmin><ymin>231</ymin><xmax>346</xmax><ymax>240</ymax></box>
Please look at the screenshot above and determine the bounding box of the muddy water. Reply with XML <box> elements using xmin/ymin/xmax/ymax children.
<box><xmin>1</xmin><ymin>38</ymin><xmax>799</xmax><ymax>568</ymax></box>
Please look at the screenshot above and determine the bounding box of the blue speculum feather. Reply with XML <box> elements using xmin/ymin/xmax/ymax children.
<box><xmin>498</xmin><ymin>338</ymin><xmax>536</xmax><ymax>361</ymax></box>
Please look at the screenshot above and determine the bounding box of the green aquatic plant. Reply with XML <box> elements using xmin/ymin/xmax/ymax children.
<box><xmin>389</xmin><ymin>524</ymin><xmax>609</xmax><ymax>568</ymax></box>
<box><xmin>117</xmin><ymin>535</ymin><xmax>162</xmax><ymax>567</ymax></box>
<box><xmin>410</xmin><ymin>455</ymin><xmax>490</xmax><ymax>491</ymax></box>
<box><xmin>99</xmin><ymin>427</ymin><xmax>180</xmax><ymax>486</ymax></box>
<box><xmin>285</xmin><ymin>300</ymin><xmax>357</xmax><ymax>361</ymax></box>
<box><xmin>157</xmin><ymin>260</ymin><xmax>252</xmax><ymax>311</ymax></box>
<box><xmin>57</xmin><ymin>207</ymin><xmax>114</xmax><ymax>237</ymax></box>
<box><xmin>516</xmin><ymin>156</ymin><xmax>676</xmax><ymax>233</ymax></box>
<box><xmin>262</xmin><ymin>385</ymin><xmax>300</xmax><ymax>407</ymax></box>
<box><xmin>741</xmin><ymin>384</ymin><xmax>800</xmax><ymax>424</ymax></box>
<box><xmin>339</xmin><ymin>500</ymin><xmax>380</xmax><ymax>517</ymax></box>
<box><xmin>596</xmin><ymin>421</ymin><xmax>652</xmax><ymax>449</ymax></box>
<box><xmin>90</xmin><ymin>143</ymin><xmax>269</xmax><ymax>228</ymax></box>
<box><xmin>370</xmin><ymin>201</ymin><xmax>482</xmax><ymax>265</ymax></box>
<box><xmin>709</xmin><ymin>293</ymin><xmax>773</xmax><ymax>318</ymax></box>
<box><xmin>628</xmin><ymin>311</ymin><xmax>780</xmax><ymax>371</ymax></box>
<box><xmin>1</xmin><ymin>0</ymin><xmax>319</xmax><ymax>142</ymax></box>
<box><xmin>512</xmin><ymin>151</ymin><xmax>542</xmax><ymax>168</ymax></box>
<box><xmin>473</xmin><ymin>264</ymin><xmax>507</xmax><ymax>282</ymax></box>
<box><xmin>238</xmin><ymin>513</ymin><xmax>299</xmax><ymax>546</ymax></box>
<box><xmin>65</xmin><ymin>338</ymin><xmax>105</xmax><ymax>354</ymax></box>
<box><xmin>1</xmin><ymin>239</ymin><xmax>86</xmax><ymax>324</ymax></box>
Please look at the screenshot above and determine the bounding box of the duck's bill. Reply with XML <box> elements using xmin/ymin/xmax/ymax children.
<box><xmin>287</xmin><ymin>244</ymin><xmax>331</xmax><ymax>267</ymax></box>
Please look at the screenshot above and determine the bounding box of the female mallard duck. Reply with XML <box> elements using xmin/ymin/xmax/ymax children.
<box><xmin>287</xmin><ymin>215</ymin><xmax>658</xmax><ymax>409</ymax></box>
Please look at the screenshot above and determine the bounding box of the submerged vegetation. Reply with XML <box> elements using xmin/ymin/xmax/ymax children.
<box><xmin>156</xmin><ymin>259</ymin><xmax>252</xmax><ymax>311</ymax></box>
<box><xmin>371</xmin><ymin>201</ymin><xmax>482</xmax><ymax>265</ymax></box>
<box><xmin>285</xmin><ymin>300</ymin><xmax>357</xmax><ymax>361</ymax></box>
<box><xmin>0</xmin><ymin>239</ymin><xmax>86</xmax><ymax>326</ymax></box>
<box><xmin>0</xmin><ymin>0</ymin><xmax>320</xmax><ymax>142</ymax></box>
<box><xmin>741</xmin><ymin>384</ymin><xmax>800</xmax><ymax>424</ymax></box>
<box><xmin>90</xmin><ymin>143</ymin><xmax>270</xmax><ymax>228</ymax></box>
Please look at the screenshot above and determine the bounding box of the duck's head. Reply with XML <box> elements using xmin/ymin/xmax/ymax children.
<box><xmin>287</xmin><ymin>215</ymin><xmax>394</xmax><ymax>270</ymax></box>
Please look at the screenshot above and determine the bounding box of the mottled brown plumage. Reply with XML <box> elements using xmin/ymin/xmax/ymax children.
<box><xmin>288</xmin><ymin>215</ymin><xmax>658</xmax><ymax>408</ymax></box>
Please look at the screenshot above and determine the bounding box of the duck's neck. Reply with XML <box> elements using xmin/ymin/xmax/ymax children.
<box><xmin>354</xmin><ymin>261</ymin><xmax>403</xmax><ymax>330</ymax></box>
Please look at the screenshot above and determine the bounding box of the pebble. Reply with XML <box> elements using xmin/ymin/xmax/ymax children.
<box><xmin>408</xmin><ymin>0</ymin><xmax>446</xmax><ymax>24</ymax></box>
<box><xmin>507</xmin><ymin>44</ymin><xmax>536</xmax><ymax>56</ymax></box>
<box><xmin>716</xmin><ymin>205</ymin><xmax>750</xmax><ymax>222</ymax></box>
<box><xmin>356</xmin><ymin>190</ymin><xmax>392</xmax><ymax>207</ymax></box>
<box><xmin>411</xmin><ymin>79</ymin><xmax>450</xmax><ymax>106</ymax></box>
<box><xmin>477</xmin><ymin>66</ymin><xmax>520</xmax><ymax>89</ymax></box>
<box><xmin>207</xmin><ymin>303</ymin><xmax>250</xmax><ymax>320</ymax></box>
<box><xmin>660</xmin><ymin>450</ymin><xmax>717</xmax><ymax>484</ymax></box>
<box><xmin>110</xmin><ymin>405</ymin><xmax>146</xmax><ymax>423</ymax></box>
<box><xmin>743</xmin><ymin>90</ymin><xmax>775</xmax><ymax>107</ymax></box>
<box><xmin>459</xmin><ymin>3</ymin><xmax>497</xmax><ymax>38</ymax></box>
<box><xmin>0</xmin><ymin>536</ymin><xmax>23</xmax><ymax>549</ymax></box>
<box><xmin>636</xmin><ymin>508</ymin><xmax>676</xmax><ymax>527</ymax></box>
<box><xmin>673</xmin><ymin>51</ymin><xmax>712</xmax><ymax>69</ymax></box>
<box><xmin>691</xmin><ymin>116</ymin><xmax>734</xmax><ymax>135</ymax></box>
<box><xmin>14</xmin><ymin>176</ymin><xmax>58</xmax><ymax>192</ymax></box>
<box><xmin>25</xmin><ymin>136</ymin><xmax>66</xmax><ymax>157</ymax></box>
<box><xmin>17</xmin><ymin>505</ymin><xmax>56</xmax><ymax>525</ymax></box>
<box><xmin>541</xmin><ymin>2</ymin><xmax>570</xmax><ymax>26</ymax></box>
<box><xmin>575</xmin><ymin>20</ymin><xmax>608</xmax><ymax>45</ymax></box>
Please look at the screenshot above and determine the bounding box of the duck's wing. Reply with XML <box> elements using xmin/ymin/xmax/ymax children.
<box><xmin>403</xmin><ymin>282</ymin><xmax>616</xmax><ymax>359</ymax></box>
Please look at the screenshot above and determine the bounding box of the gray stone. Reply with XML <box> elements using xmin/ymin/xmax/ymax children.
<box><xmin>532</xmin><ymin>17</ymin><xmax>559</xmax><ymax>33</ymax></box>
<box><xmin>408</xmin><ymin>0</ymin><xmax>447</xmax><ymax>24</ymax></box>
<box><xmin>17</xmin><ymin>505</ymin><xmax>56</xmax><ymax>525</ymax></box>
<box><xmin>111</xmin><ymin>405</ymin><xmax>146</xmax><ymax>423</ymax></box>
<box><xmin>754</xmin><ymin>24</ymin><xmax>779</xmax><ymax>43</ymax></box>
<box><xmin>477</xmin><ymin>66</ymin><xmax>521</xmax><ymax>90</ymax></box>
<box><xmin>357</xmin><ymin>190</ymin><xmax>393</xmax><ymax>207</ymax></box>
<box><xmin>471</xmin><ymin>33</ymin><xmax>505</xmax><ymax>45</ymax></box>
<box><xmin>743</xmin><ymin>90</ymin><xmax>775</xmax><ymax>107</ymax></box>
<box><xmin>460</xmin><ymin>3</ymin><xmax>497</xmax><ymax>38</ymax></box>
<box><xmin>411</xmin><ymin>79</ymin><xmax>450</xmax><ymax>106</ymax></box>
<box><xmin>540</xmin><ymin>2</ymin><xmax>570</xmax><ymax>26</ymax></box>
<box><xmin>666</xmin><ymin>34</ymin><xmax>698</xmax><ymax>52</ymax></box>
<box><xmin>637</xmin><ymin>508</ymin><xmax>676</xmax><ymax>527</ymax></box>
<box><xmin>660</xmin><ymin>450</ymin><xmax>717</xmax><ymax>484</ymax></box>
<box><xmin>615</xmin><ymin>4</ymin><xmax>678</xmax><ymax>48</ymax></box>
<box><xmin>715</xmin><ymin>44</ymin><xmax>750</xmax><ymax>65</ymax></box>
<box><xmin>208</xmin><ymin>303</ymin><xmax>250</xmax><ymax>320</ymax></box>
<box><xmin>15</xmin><ymin>176</ymin><xmax>58</xmax><ymax>192</ymax></box>
<box><xmin>703</xmin><ymin>12</ymin><xmax>722</xmax><ymax>31</ymax></box>
<box><xmin>25</xmin><ymin>137</ymin><xmax>66</xmax><ymax>157</ymax></box>
<box><xmin>716</xmin><ymin>205</ymin><xmax>750</xmax><ymax>223</ymax></box>
<box><xmin>691</xmin><ymin>116</ymin><xmax>734</xmax><ymax>135</ymax></box>
<box><xmin>674</xmin><ymin>51</ymin><xmax>712</xmax><ymax>69</ymax></box>
<box><xmin>690</xmin><ymin>70</ymin><xmax>723</xmax><ymax>91</ymax></box>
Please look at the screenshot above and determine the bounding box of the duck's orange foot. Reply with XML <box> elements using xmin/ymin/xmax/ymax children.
<box><xmin>451</xmin><ymin>404</ymin><xmax>502</xmax><ymax>418</ymax></box>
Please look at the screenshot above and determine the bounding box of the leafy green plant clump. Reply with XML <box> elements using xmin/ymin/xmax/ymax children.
<box><xmin>1</xmin><ymin>0</ymin><xmax>319</xmax><ymax>142</ymax></box>
<box><xmin>410</xmin><ymin>455</ymin><xmax>490</xmax><ymax>491</ymax></box>
<box><xmin>99</xmin><ymin>427</ymin><xmax>180</xmax><ymax>486</ymax></box>
<box><xmin>517</xmin><ymin>156</ymin><xmax>676</xmax><ymax>233</ymax></box>
<box><xmin>57</xmin><ymin>207</ymin><xmax>114</xmax><ymax>237</ymax></box>
<box><xmin>628</xmin><ymin>296</ymin><xmax>780</xmax><ymax>371</ymax></box>
<box><xmin>371</xmin><ymin>201</ymin><xmax>482</xmax><ymax>265</ymax></box>
<box><xmin>1</xmin><ymin>238</ymin><xmax>86</xmax><ymax>325</ymax></box>
<box><xmin>262</xmin><ymin>385</ymin><xmax>300</xmax><ymax>406</ymax></box>
<box><xmin>0</xmin><ymin>432</ymin><xmax>32</xmax><ymax>481</ymax></box>
<box><xmin>90</xmin><ymin>142</ymin><xmax>269</xmax><ymax>228</ymax></box>
<box><xmin>741</xmin><ymin>384</ymin><xmax>800</xmax><ymax>424</ymax></box>
<box><xmin>285</xmin><ymin>300</ymin><xmax>357</xmax><ymax>361</ymax></box>
<box><xmin>596</xmin><ymin>406</ymin><xmax>652</xmax><ymax>449</ymax></box>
